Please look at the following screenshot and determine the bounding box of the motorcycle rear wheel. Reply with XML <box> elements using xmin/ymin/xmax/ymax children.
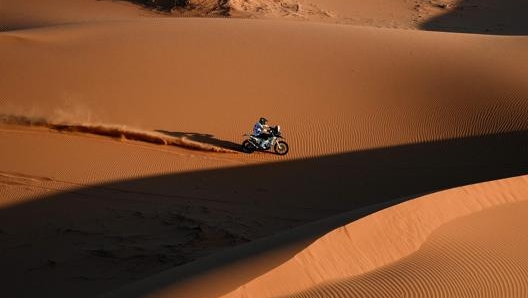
<box><xmin>274</xmin><ymin>141</ymin><xmax>289</xmax><ymax>155</ymax></box>
<box><xmin>242</xmin><ymin>140</ymin><xmax>256</xmax><ymax>153</ymax></box>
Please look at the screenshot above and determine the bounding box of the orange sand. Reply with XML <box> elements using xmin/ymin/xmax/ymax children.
<box><xmin>1</xmin><ymin>0</ymin><xmax>528</xmax><ymax>297</ymax></box>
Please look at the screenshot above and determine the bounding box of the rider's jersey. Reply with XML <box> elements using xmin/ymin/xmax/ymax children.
<box><xmin>253</xmin><ymin>122</ymin><xmax>269</xmax><ymax>136</ymax></box>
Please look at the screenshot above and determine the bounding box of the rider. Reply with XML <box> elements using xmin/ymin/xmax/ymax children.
<box><xmin>253</xmin><ymin>117</ymin><xmax>271</xmax><ymax>148</ymax></box>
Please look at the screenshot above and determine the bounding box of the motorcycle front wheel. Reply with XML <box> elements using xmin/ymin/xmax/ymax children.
<box><xmin>242</xmin><ymin>140</ymin><xmax>256</xmax><ymax>153</ymax></box>
<box><xmin>274</xmin><ymin>141</ymin><xmax>289</xmax><ymax>155</ymax></box>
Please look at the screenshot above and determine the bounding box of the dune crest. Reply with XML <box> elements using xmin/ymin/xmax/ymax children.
<box><xmin>220</xmin><ymin>175</ymin><xmax>528</xmax><ymax>298</ymax></box>
<box><xmin>268</xmin><ymin>199</ymin><xmax>528</xmax><ymax>298</ymax></box>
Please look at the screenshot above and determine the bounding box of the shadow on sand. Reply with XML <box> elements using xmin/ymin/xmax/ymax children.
<box><xmin>420</xmin><ymin>0</ymin><xmax>528</xmax><ymax>35</ymax></box>
<box><xmin>1</xmin><ymin>131</ymin><xmax>528</xmax><ymax>298</ymax></box>
<box><xmin>156</xmin><ymin>130</ymin><xmax>243</xmax><ymax>152</ymax></box>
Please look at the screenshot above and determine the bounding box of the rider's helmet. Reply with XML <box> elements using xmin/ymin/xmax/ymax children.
<box><xmin>259</xmin><ymin>117</ymin><xmax>268</xmax><ymax>125</ymax></box>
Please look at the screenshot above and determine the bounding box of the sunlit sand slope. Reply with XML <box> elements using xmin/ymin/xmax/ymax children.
<box><xmin>219</xmin><ymin>175</ymin><xmax>528</xmax><ymax>298</ymax></box>
<box><xmin>1</xmin><ymin>19</ymin><xmax>528</xmax><ymax>160</ymax></box>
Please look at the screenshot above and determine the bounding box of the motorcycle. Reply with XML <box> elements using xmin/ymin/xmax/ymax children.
<box><xmin>241</xmin><ymin>125</ymin><xmax>289</xmax><ymax>155</ymax></box>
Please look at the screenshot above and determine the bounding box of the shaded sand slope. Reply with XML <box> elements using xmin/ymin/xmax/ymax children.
<box><xmin>421</xmin><ymin>0</ymin><xmax>528</xmax><ymax>35</ymax></box>
<box><xmin>2</xmin><ymin>128</ymin><xmax>528</xmax><ymax>298</ymax></box>
<box><xmin>219</xmin><ymin>175</ymin><xmax>528</xmax><ymax>298</ymax></box>
<box><xmin>1</xmin><ymin>19</ymin><xmax>528</xmax><ymax>160</ymax></box>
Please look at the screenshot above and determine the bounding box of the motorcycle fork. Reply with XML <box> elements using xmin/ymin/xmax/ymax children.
<box><xmin>249</xmin><ymin>138</ymin><xmax>259</xmax><ymax>147</ymax></box>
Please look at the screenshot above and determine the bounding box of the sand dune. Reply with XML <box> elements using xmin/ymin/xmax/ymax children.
<box><xmin>94</xmin><ymin>175</ymin><xmax>528</xmax><ymax>298</ymax></box>
<box><xmin>1</xmin><ymin>19</ymin><xmax>528</xmax><ymax>160</ymax></box>
<box><xmin>282</xmin><ymin>200</ymin><xmax>528</xmax><ymax>298</ymax></box>
<box><xmin>1</xmin><ymin>0</ymin><xmax>528</xmax><ymax>298</ymax></box>
<box><xmin>218</xmin><ymin>175</ymin><xmax>528</xmax><ymax>298</ymax></box>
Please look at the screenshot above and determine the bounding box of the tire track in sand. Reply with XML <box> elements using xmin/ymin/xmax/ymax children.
<box><xmin>0</xmin><ymin>114</ymin><xmax>237</xmax><ymax>153</ymax></box>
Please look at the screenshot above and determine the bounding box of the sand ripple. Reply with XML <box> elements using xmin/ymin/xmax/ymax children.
<box><xmin>221</xmin><ymin>176</ymin><xmax>528</xmax><ymax>298</ymax></box>
<box><xmin>279</xmin><ymin>200</ymin><xmax>528</xmax><ymax>298</ymax></box>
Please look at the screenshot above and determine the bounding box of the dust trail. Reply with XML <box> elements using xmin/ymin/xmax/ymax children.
<box><xmin>0</xmin><ymin>114</ymin><xmax>236</xmax><ymax>153</ymax></box>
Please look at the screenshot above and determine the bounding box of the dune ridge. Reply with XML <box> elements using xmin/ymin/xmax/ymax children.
<box><xmin>0</xmin><ymin>114</ymin><xmax>236</xmax><ymax>153</ymax></box>
<box><xmin>259</xmin><ymin>202</ymin><xmax>528</xmax><ymax>298</ymax></box>
<box><xmin>219</xmin><ymin>175</ymin><xmax>528</xmax><ymax>298</ymax></box>
<box><xmin>259</xmin><ymin>201</ymin><xmax>528</xmax><ymax>298</ymax></box>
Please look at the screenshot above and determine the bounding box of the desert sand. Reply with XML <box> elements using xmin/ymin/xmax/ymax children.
<box><xmin>1</xmin><ymin>0</ymin><xmax>528</xmax><ymax>297</ymax></box>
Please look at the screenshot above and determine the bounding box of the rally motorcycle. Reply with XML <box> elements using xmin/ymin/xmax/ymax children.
<box><xmin>241</xmin><ymin>125</ymin><xmax>289</xmax><ymax>155</ymax></box>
